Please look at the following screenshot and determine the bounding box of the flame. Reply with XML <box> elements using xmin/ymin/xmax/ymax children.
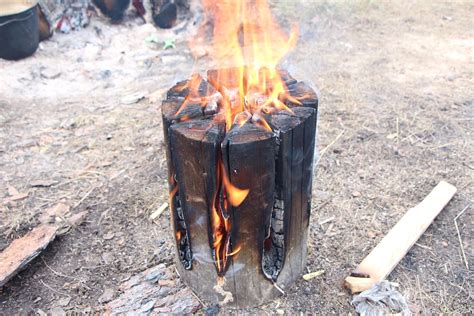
<box><xmin>210</xmin><ymin>155</ymin><xmax>249</xmax><ymax>275</ymax></box>
<box><xmin>220</xmin><ymin>161</ymin><xmax>249</xmax><ymax>207</ymax></box>
<box><xmin>172</xmin><ymin>0</ymin><xmax>301</xmax><ymax>276</ymax></box>
<box><xmin>186</xmin><ymin>0</ymin><xmax>299</xmax><ymax>131</ymax></box>
<box><xmin>176</xmin><ymin>230</ymin><xmax>182</xmax><ymax>242</ymax></box>
<box><xmin>169</xmin><ymin>177</ymin><xmax>179</xmax><ymax>207</ymax></box>
<box><xmin>226</xmin><ymin>245</ymin><xmax>241</xmax><ymax>257</ymax></box>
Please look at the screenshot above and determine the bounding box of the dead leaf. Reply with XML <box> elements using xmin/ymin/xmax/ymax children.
<box><xmin>7</xmin><ymin>185</ymin><xmax>19</xmax><ymax>196</ymax></box>
<box><xmin>116</xmin><ymin>237</ymin><xmax>126</xmax><ymax>246</ymax></box>
<box><xmin>58</xmin><ymin>296</ymin><xmax>71</xmax><ymax>307</ymax></box>
<box><xmin>57</xmin><ymin>211</ymin><xmax>88</xmax><ymax>235</ymax></box>
<box><xmin>9</xmin><ymin>193</ymin><xmax>28</xmax><ymax>201</ymax></box>
<box><xmin>352</xmin><ymin>191</ymin><xmax>361</xmax><ymax>198</ymax></box>
<box><xmin>99</xmin><ymin>288</ymin><xmax>115</xmax><ymax>303</ymax></box>
<box><xmin>367</xmin><ymin>229</ymin><xmax>382</xmax><ymax>238</ymax></box>
<box><xmin>103</xmin><ymin>232</ymin><xmax>115</xmax><ymax>240</ymax></box>
<box><xmin>4</xmin><ymin>186</ymin><xmax>28</xmax><ymax>204</ymax></box>
<box><xmin>67</xmin><ymin>211</ymin><xmax>88</xmax><ymax>226</ymax></box>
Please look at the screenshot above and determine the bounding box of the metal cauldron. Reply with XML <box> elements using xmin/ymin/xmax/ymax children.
<box><xmin>0</xmin><ymin>5</ymin><xmax>39</xmax><ymax>60</ymax></box>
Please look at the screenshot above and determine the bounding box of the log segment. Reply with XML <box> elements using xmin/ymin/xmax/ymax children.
<box><xmin>161</xmin><ymin>69</ymin><xmax>318</xmax><ymax>307</ymax></box>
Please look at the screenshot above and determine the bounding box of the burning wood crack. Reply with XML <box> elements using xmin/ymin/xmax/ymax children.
<box><xmin>262</xmin><ymin>132</ymin><xmax>285</xmax><ymax>281</ymax></box>
<box><xmin>170</xmin><ymin>176</ymin><xmax>192</xmax><ymax>270</ymax></box>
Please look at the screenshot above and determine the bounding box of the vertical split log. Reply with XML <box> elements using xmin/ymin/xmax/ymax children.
<box><xmin>267</xmin><ymin>107</ymin><xmax>317</xmax><ymax>289</ymax></box>
<box><xmin>222</xmin><ymin>123</ymin><xmax>277</xmax><ymax>306</ymax></box>
<box><xmin>169</xmin><ymin>119</ymin><xmax>227</xmax><ymax>302</ymax></box>
<box><xmin>161</xmin><ymin>69</ymin><xmax>318</xmax><ymax>307</ymax></box>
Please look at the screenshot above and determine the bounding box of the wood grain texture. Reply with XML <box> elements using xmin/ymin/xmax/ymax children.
<box><xmin>0</xmin><ymin>224</ymin><xmax>57</xmax><ymax>287</ymax></box>
<box><xmin>345</xmin><ymin>181</ymin><xmax>457</xmax><ymax>293</ymax></box>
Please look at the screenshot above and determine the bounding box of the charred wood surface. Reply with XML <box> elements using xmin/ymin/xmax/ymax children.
<box><xmin>222</xmin><ymin>123</ymin><xmax>276</xmax><ymax>304</ymax></box>
<box><xmin>161</xmin><ymin>69</ymin><xmax>318</xmax><ymax>307</ymax></box>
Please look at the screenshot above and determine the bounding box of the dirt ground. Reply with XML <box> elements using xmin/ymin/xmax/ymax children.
<box><xmin>0</xmin><ymin>0</ymin><xmax>473</xmax><ymax>314</ymax></box>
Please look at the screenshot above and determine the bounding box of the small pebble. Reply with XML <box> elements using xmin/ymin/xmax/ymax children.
<box><xmin>352</xmin><ymin>191</ymin><xmax>361</xmax><ymax>197</ymax></box>
<box><xmin>98</xmin><ymin>288</ymin><xmax>114</xmax><ymax>303</ymax></box>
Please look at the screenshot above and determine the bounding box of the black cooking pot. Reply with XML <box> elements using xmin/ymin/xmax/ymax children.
<box><xmin>0</xmin><ymin>6</ymin><xmax>39</xmax><ymax>60</ymax></box>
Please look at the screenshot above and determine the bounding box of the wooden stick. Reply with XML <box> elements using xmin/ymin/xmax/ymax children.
<box><xmin>149</xmin><ymin>202</ymin><xmax>169</xmax><ymax>220</ymax></box>
<box><xmin>345</xmin><ymin>181</ymin><xmax>457</xmax><ymax>293</ymax></box>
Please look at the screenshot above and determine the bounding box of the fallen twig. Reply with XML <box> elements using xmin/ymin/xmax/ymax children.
<box><xmin>273</xmin><ymin>282</ymin><xmax>285</xmax><ymax>294</ymax></box>
<box><xmin>41</xmin><ymin>257</ymin><xmax>77</xmax><ymax>280</ymax></box>
<box><xmin>318</xmin><ymin>217</ymin><xmax>334</xmax><ymax>226</ymax></box>
<box><xmin>149</xmin><ymin>202</ymin><xmax>169</xmax><ymax>220</ymax></box>
<box><xmin>73</xmin><ymin>186</ymin><xmax>97</xmax><ymax>209</ymax></box>
<box><xmin>315</xmin><ymin>130</ymin><xmax>345</xmax><ymax>165</ymax></box>
<box><xmin>303</xmin><ymin>270</ymin><xmax>325</xmax><ymax>281</ymax></box>
<box><xmin>39</xmin><ymin>279</ymin><xmax>70</xmax><ymax>297</ymax></box>
<box><xmin>454</xmin><ymin>205</ymin><xmax>470</xmax><ymax>269</ymax></box>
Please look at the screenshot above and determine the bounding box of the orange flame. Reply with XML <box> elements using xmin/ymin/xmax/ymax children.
<box><xmin>176</xmin><ymin>0</ymin><xmax>301</xmax><ymax>276</ymax></box>
<box><xmin>187</xmin><ymin>0</ymin><xmax>299</xmax><ymax>131</ymax></box>
<box><xmin>220</xmin><ymin>161</ymin><xmax>249</xmax><ymax>207</ymax></box>
<box><xmin>226</xmin><ymin>245</ymin><xmax>241</xmax><ymax>257</ymax></box>
<box><xmin>210</xmin><ymin>155</ymin><xmax>249</xmax><ymax>275</ymax></box>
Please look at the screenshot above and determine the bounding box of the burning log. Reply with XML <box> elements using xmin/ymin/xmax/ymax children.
<box><xmin>161</xmin><ymin>68</ymin><xmax>318</xmax><ymax>307</ymax></box>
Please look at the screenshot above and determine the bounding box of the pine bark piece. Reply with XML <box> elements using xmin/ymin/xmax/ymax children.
<box><xmin>0</xmin><ymin>224</ymin><xmax>58</xmax><ymax>287</ymax></box>
<box><xmin>104</xmin><ymin>264</ymin><xmax>201</xmax><ymax>315</ymax></box>
<box><xmin>344</xmin><ymin>181</ymin><xmax>457</xmax><ymax>293</ymax></box>
<box><xmin>0</xmin><ymin>207</ymin><xmax>88</xmax><ymax>288</ymax></box>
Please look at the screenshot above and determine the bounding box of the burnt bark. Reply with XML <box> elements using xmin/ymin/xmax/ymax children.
<box><xmin>161</xmin><ymin>69</ymin><xmax>318</xmax><ymax>307</ymax></box>
<box><xmin>222</xmin><ymin>123</ymin><xmax>276</xmax><ymax>305</ymax></box>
